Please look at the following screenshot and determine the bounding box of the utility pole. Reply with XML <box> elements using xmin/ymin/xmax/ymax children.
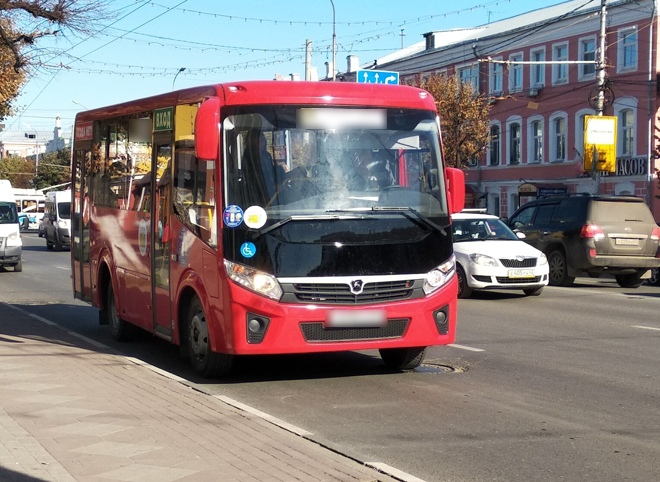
<box><xmin>591</xmin><ymin>0</ymin><xmax>608</xmax><ymax>192</ymax></box>
<box><xmin>330</xmin><ymin>0</ymin><xmax>336</xmax><ymax>81</ymax></box>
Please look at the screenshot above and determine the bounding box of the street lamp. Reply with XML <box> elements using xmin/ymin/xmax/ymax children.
<box><xmin>330</xmin><ymin>0</ymin><xmax>336</xmax><ymax>81</ymax></box>
<box><xmin>72</xmin><ymin>100</ymin><xmax>89</xmax><ymax>110</ymax></box>
<box><xmin>172</xmin><ymin>67</ymin><xmax>186</xmax><ymax>90</ymax></box>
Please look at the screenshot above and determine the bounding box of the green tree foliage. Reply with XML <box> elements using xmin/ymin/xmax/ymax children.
<box><xmin>0</xmin><ymin>1</ymin><xmax>109</xmax><ymax>121</ymax></box>
<box><xmin>34</xmin><ymin>147</ymin><xmax>70</xmax><ymax>189</ymax></box>
<box><xmin>0</xmin><ymin>155</ymin><xmax>35</xmax><ymax>187</ymax></box>
<box><xmin>407</xmin><ymin>74</ymin><xmax>491</xmax><ymax>168</ymax></box>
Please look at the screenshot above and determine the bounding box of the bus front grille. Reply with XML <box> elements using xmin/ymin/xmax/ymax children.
<box><xmin>300</xmin><ymin>318</ymin><xmax>409</xmax><ymax>342</ymax></box>
<box><xmin>287</xmin><ymin>280</ymin><xmax>417</xmax><ymax>305</ymax></box>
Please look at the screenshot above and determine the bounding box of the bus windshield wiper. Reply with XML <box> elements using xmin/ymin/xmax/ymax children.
<box><xmin>327</xmin><ymin>207</ymin><xmax>446</xmax><ymax>234</ymax></box>
<box><xmin>257</xmin><ymin>213</ymin><xmax>364</xmax><ymax>237</ymax></box>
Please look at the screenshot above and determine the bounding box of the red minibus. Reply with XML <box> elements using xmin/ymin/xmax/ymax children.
<box><xmin>71</xmin><ymin>80</ymin><xmax>465</xmax><ymax>377</ymax></box>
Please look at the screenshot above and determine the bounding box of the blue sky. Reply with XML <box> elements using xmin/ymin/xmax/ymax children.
<box><xmin>2</xmin><ymin>0</ymin><xmax>571</xmax><ymax>136</ymax></box>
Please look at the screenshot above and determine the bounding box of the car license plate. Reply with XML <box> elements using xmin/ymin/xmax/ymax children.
<box><xmin>326</xmin><ymin>310</ymin><xmax>386</xmax><ymax>328</ymax></box>
<box><xmin>508</xmin><ymin>269</ymin><xmax>535</xmax><ymax>278</ymax></box>
<box><xmin>615</xmin><ymin>238</ymin><xmax>639</xmax><ymax>246</ymax></box>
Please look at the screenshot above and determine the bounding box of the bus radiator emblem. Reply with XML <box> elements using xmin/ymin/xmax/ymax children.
<box><xmin>350</xmin><ymin>280</ymin><xmax>364</xmax><ymax>295</ymax></box>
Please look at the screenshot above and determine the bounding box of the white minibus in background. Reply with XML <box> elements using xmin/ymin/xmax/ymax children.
<box><xmin>0</xmin><ymin>180</ymin><xmax>23</xmax><ymax>272</ymax></box>
<box><xmin>43</xmin><ymin>190</ymin><xmax>71</xmax><ymax>250</ymax></box>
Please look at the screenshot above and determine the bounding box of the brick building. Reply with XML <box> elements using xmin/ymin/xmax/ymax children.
<box><xmin>352</xmin><ymin>0</ymin><xmax>660</xmax><ymax>221</ymax></box>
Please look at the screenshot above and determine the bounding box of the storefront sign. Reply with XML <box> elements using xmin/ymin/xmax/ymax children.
<box><xmin>616</xmin><ymin>157</ymin><xmax>647</xmax><ymax>176</ymax></box>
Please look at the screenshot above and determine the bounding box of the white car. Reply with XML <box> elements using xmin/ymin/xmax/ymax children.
<box><xmin>452</xmin><ymin>212</ymin><xmax>549</xmax><ymax>298</ymax></box>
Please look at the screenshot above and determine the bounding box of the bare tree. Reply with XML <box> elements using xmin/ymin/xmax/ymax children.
<box><xmin>0</xmin><ymin>0</ymin><xmax>109</xmax><ymax>120</ymax></box>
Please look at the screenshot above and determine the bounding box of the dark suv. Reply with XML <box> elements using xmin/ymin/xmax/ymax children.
<box><xmin>507</xmin><ymin>195</ymin><xmax>660</xmax><ymax>288</ymax></box>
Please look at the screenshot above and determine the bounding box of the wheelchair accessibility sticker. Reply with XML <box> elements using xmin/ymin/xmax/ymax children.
<box><xmin>240</xmin><ymin>242</ymin><xmax>256</xmax><ymax>258</ymax></box>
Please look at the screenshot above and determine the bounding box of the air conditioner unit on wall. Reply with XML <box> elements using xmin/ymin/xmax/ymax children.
<box><xmin>527</xmin><ymin>87</ymin><xmax>541</xmax><ymax>98</ymax></box>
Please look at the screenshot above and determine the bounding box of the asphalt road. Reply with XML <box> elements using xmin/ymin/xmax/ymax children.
<box><xmin>3</xmin><ymin>232</ymin><xmax>660</xmax><ymax>482</ymax></box>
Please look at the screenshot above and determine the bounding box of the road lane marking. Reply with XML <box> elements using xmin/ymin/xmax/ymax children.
<box><xmin>448</xmin><ymin>343</ymin><xmax>484</xmax><ymax>352</ymax></box>
<box><xmin>632</xmin><ymin>325</ymin><xmax>660</xmax><ymax>332</ymax></box>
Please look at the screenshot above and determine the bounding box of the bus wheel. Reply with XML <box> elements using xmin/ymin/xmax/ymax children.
<box><xmin>187</xmin><ymin>297</ymin><xmax>233</xmax><ymax>378</ymax></box>
<box><xmin>107</xmin><ymin>284</ymin><xmax>131</xmax><ymax>342</ymax></box>
<box><xmin>379</xmin><ymin>347</ymin><xmax>427</xmax><ymax>371</ymax></box>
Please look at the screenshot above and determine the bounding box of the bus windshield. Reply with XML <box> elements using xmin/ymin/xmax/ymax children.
<box><xmin>223</xmin><ymin>106</ymin><xmax>448</xmax><ymax>220</ymax></box>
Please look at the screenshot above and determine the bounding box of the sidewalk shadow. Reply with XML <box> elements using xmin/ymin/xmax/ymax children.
<box><xmin>5</xmin><ymin>303</ymin><xmax>403</xmax><ymax>384</ymax></box>
<box><xmin>0</xmin><ymin>466</ymin><xmax>50</xmax><ymax>481</ymax></box>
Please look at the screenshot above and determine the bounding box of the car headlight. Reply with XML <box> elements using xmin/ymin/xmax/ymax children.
<box><xmin>423</xmin><ymin>255</ymin><xmax>456</xmax><ymax>295</ymax></box>
<box><xmin>538</xmin><ymin>253</ymin><xmax>548</xmax><ymax>265</ymax></box>
<box><xmin>6</xmin><ymin>231</ymin><xmax>22</xmax><ymax>247</ymax></box>
<box><xmin>224</xmin><ymin>259</ymin><xmax>282</xmax><ymax>301</ymax></box>
<box><xmin>468</xmin><ymin>253</ymin><xmax>498</xmax><ymax>267</ymax></box>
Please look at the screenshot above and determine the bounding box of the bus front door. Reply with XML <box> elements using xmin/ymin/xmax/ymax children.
<box><xmin>152</xmin><ymin>138</ymin><xmax>173</xmax><ymax>339</ymax></box>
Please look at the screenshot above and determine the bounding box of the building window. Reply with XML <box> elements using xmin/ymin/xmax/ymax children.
<box><xmin>618</xmin><ymin>27</ymin><xmax>638</xmax><ymax>72</ymax></box>
<box><xmin>489</xmin><ymin>59</ymin><xmax>503</xmax><ymax>94</ymax></box>
<box><xmin>550</xmin><ymin>115</ymin><xmax>567</xmax><ymax>162</ymax></box>
<box><xmin>509</xmin><ymin>122</ymin><xmax>521</xmax><ymax>165</ymax></box>
<box><xmin>509</xmin><ymin>53</ymin><xmax>523</xmax><ymax>93</ymax></box>
<box><xmin>457</xmin><ymin>64</ymin><xmax>479</xmax><ymax>92</ymax></box>
<box><xmin>552</xmin><ymin>43</ymin><xmax>568</xmax><ymax>84</ymax></box>
<box><xmin>580</xmin><ymin>37</ymin><xmax>596</xmax><ymax>79</ymax></box>
<box><xmin>489</xmin><ymin>124</ymin><xmax>501</xmax><ymax>166</ymax></box>
<box><xmin>530</xmin><ymin>48</ymin><xmax>545</xmax><ymax>87</ymax></box>
<box><xmin>620</xmin><ymin>109</ymin><xmax>635</xmax><ymax>156</ymax></box>
<box><xmin>575</xmin><ymin>109</ymin><xmax>595</xmax><ymax>159</ymax></box>
<box><xmin>528</xmin><ymin>118</ymin><xmax>543</xmax><ymax>163</ymax></box>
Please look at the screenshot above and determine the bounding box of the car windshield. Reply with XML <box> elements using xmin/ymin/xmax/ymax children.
<box><xmin>0</xmin><ymin>202</ymin><xmax>18</xmax><ymax>224</ymax></box>
<box><xmin>452</xmin><ymin>217</ymin><xmax>519</xmax><ymax>242</ymax></box>
<box><xmin>222</xmin><ymin>105</ymin><xmax>449</xmax><ymax>222</ymax></box>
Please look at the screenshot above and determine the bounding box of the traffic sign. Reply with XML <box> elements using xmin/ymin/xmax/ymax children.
<box><xmin>356</xmin><ymin>69</ymin><xmax>399</xmax><ymax>85</ymax></box>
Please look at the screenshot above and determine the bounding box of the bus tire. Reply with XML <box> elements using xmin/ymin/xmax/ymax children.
<box><xmin>107</xmin><ymin>284</ymin><xmax>131</xmax><ymax>342</ymax></box>
<box><xmin>379</xmin><ymin>346</ymin><xmax>427</xmax><ymax>371</ymax></box>
<box><xmin>187</xmin><ymin>297</ymin><xmax>233</xmax><ymax>378</ymax></box>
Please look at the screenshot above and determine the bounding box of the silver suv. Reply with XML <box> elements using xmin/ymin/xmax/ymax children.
<box><xmin>507</xmin><ymin>195</ymin><xmax>660</xmax><ymax>288</ymax></box>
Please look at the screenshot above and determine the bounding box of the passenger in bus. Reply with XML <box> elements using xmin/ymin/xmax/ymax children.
<box><xmin>243</xmin><ymin>130</ymin><xmax>286</xmax><ymax>203</ymax></box>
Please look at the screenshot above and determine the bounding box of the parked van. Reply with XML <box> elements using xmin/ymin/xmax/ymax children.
<box><xmin>43</xmin><ymin>190</ymin><xmax>71</xmax><ymax>251</ymax></box>
<box><xmin>0</xmin><ymin>180</ymin><xmax>23</xmax><ymax>272</ymax></box>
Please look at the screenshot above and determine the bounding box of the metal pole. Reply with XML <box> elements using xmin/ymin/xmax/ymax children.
<box><xmin>596</xmin><ymin>0</ymin><xmax>607</xmax><ymax>117</ymax></box>
<box><xmin>591</xmin><ymin>0</ymin><xmax>607</xmax><ymax>193</ymax></box>
<box><xmin>330</xmin><ymin>0</ymin><xmax>336</xmax><ymax>81</ymax></box>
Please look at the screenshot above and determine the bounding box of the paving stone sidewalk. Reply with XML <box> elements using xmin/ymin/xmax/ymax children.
<box><xmin>0</xmin><ymin>303</ymin><xmax>402</xmax><ymax>482</ymax></box>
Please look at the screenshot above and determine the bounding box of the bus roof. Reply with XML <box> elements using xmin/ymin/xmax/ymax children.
<box><xmin>74</xmin><ymin>81</ymin><xmax>437</xmax><ymax>123</ymax></box>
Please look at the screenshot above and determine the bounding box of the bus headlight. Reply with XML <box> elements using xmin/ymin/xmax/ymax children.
<box><xmin>423</xmin><ymin>255</ymin><xmax>456</xmax><ymax>295</ymax></box>
<box><xmin>6</xmin><ymin>231</ymin><xmax>22</xmax><ymax>247</ymax></box>
<box><xmin>224</xmin><ymin>260</ymin><xmax>283</xmax><ymax>301</ymax></box>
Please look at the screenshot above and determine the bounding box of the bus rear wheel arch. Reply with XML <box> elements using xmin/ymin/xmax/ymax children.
<box><xmin>186</xmin><ymin>296</ymin><xmax>233</xmax><ymax>378</ymax></box>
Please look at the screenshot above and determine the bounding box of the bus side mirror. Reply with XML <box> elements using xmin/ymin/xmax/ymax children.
<box><xmin>195</xmin><ymin>96</ymin><xmax>220</xmax><ymax>160</ymax></box>
<box><xmin>446</xmin><ymin>167</ymin><xmax>465</xmax><ymax>215</ymax></box>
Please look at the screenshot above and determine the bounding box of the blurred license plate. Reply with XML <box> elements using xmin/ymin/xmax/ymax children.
<box><xmin>508</xmin><ymin>269</ymin><xmax>535</xmax><ymax>278</ymax></box>
<box><xmin>326</xmin><ymin>310</ymin><xmax>386</xmax><ymax>328</ymax></box>
<box><xmin>615</xmin><ymin>238</ymin><xmax>639</xmax><ymax>246</ymax></box>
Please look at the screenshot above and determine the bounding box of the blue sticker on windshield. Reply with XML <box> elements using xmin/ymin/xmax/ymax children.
<box><xmin>223</xmin><ymin>205</ymin><xmax>244</xmax><ymax>228</ymax></box>
<box><xmin>240</xmin><ymin>242</ymin><xmax>256</xmax><ymax>258</ymax></box>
